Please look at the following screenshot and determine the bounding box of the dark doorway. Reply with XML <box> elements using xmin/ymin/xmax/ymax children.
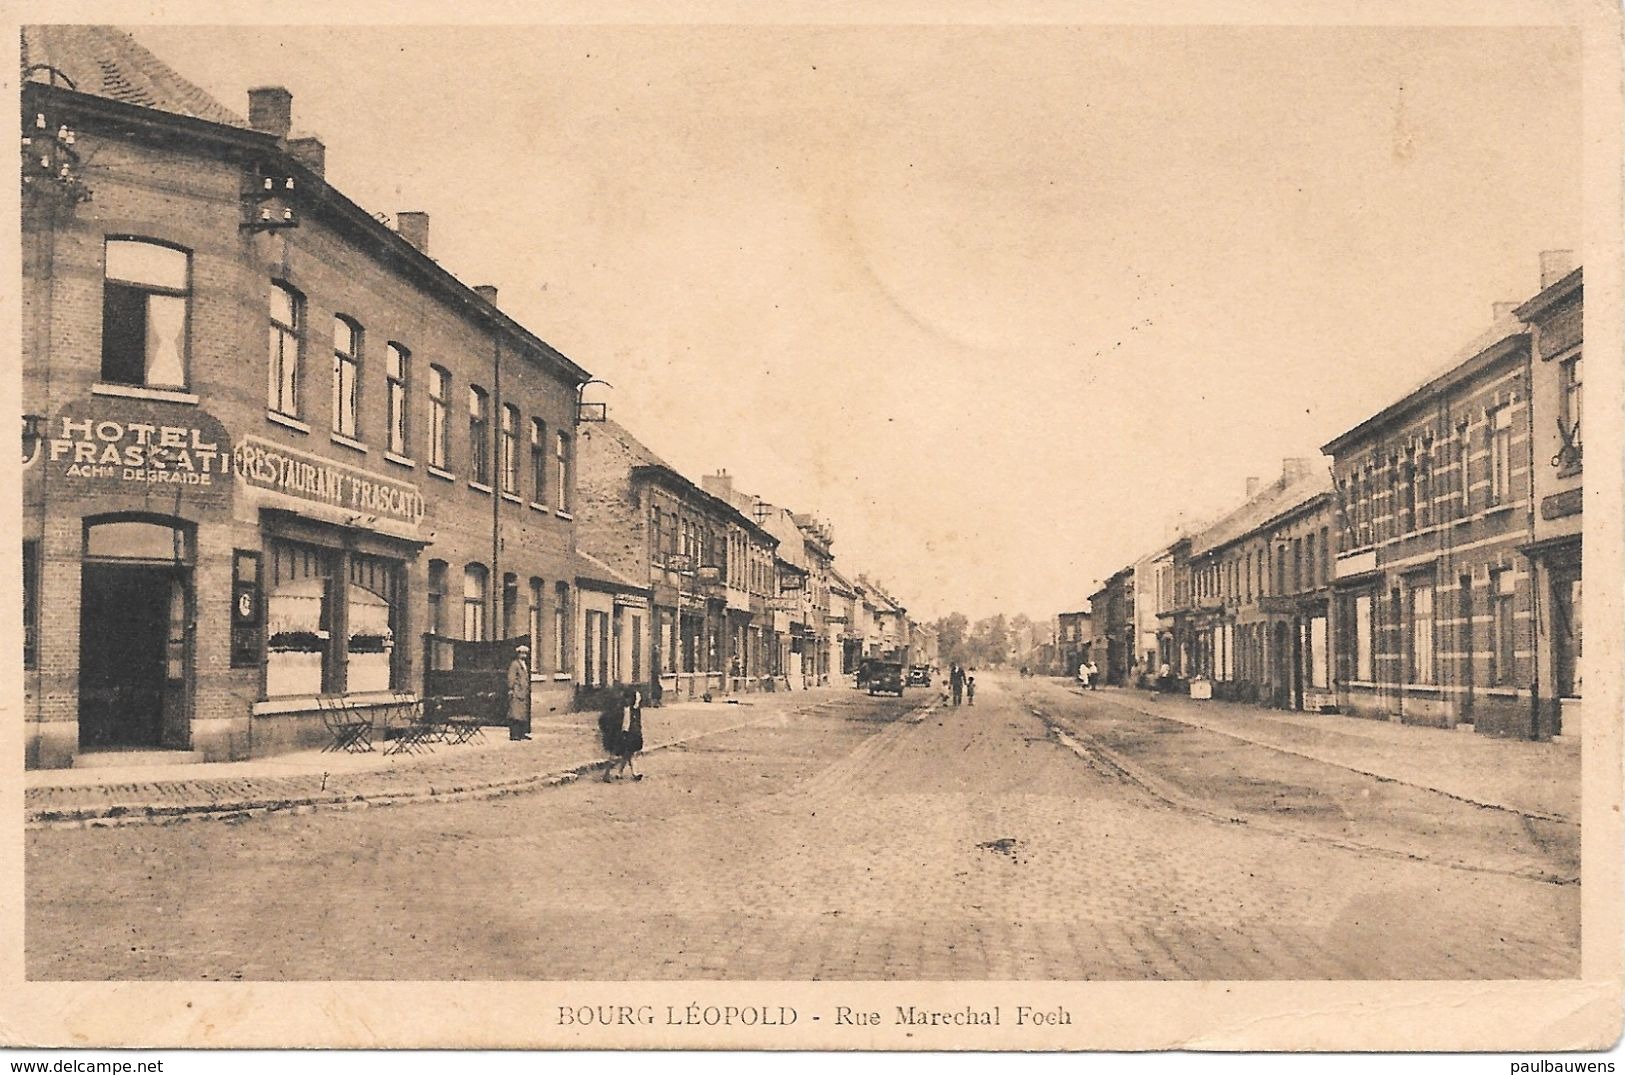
<box><xmin>1272</xmin><ymin>621</ymin><xmax>1291</xmax><ymax>708</ymax></box>
<box><xmin>79</xmin><ymin>562</ymin><xmax>187</xmax><ymax>749</ymax></box>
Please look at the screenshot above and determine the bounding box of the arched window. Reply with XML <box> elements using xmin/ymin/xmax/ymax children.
<box><xmin>463</xmin><ymin>563</ymin><xmax>488</xmax><ymax>641</ymax></box>
<box><xmin>103</xmin><ymin>239</ymin><xmax>189</xmax><ymax>389</ymax></box>
<box><xmin>268</xmin><ymin>282</ymin><xmax>302</xmax><ymax>416</ymax></box>
<box><xmin>332</xmin><ymin>316</ymin><xmax>362</xmax><ymax>439</ymax></box>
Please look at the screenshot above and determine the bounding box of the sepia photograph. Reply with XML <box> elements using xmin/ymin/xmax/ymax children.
<box><xmin>5</xmin><ymin>0</ymin><xmax>1622</xmax><ymax>1055</ymax></box>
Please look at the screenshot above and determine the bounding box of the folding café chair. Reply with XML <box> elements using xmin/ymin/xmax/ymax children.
<box><xmin>318</xmin><ymin>694</ymin><xmax>373</xmax><ymax>753</ymax></box>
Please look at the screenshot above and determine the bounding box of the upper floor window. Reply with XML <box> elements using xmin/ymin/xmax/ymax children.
<box><xmin>428</xmin><ymin>366</ymin><xmax>450</xmax><ymax>469</ymax></box>
<box><xmin>332</xmin><ymin>316</ymin><xmax>361</xmax><ymax>438</ymax></box>
<box><xmin>500</xmin><ymin>404</ymin><xmax>520</xmax><ymax>495</ymax></box>
<box><xmin>468</xmin><ymin>386</ymin><xmax>491</xmax><ymax>485</ymax></box>
<box><xmin>103</xmin><ymin>239</ymin><xmax>189</xmax><ymax>389</ymax></box>
<box><xmin>530</xmin><ymin>418</ymin><xmax>547</xmax><ymax>504</ymax></box>
<box><xmin>1489</xmin><ymin>405</ymin><xmax>1513</xmax><ymax>505</ymax></box>
<box><xmin>554</xmin><ymin>431</ymin><xmax>572</xmax><ymax>512</ymax></box>
<box><xmin>1561</xmin><ymin>353</ymin><xmax>1583</xmax><ymax>456</ymax></box>
<box><xmin>385</xmin><ymin>344</ymin><xmax>409</xmax><ymax>457</ymax></box>
<box><xmin>268</xmin><ymin>282</ymin><xmax>302</xmax><ymax>416</ymax></box>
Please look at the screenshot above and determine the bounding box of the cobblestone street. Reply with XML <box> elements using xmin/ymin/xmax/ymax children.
<box><xmin>27</xmin><ymin>677</ymin><xmax>1579</xmax><ymax>981</ymax></box>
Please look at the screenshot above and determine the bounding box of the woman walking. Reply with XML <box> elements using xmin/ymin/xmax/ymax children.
<box><xmin>599</xmin><ymin>686</ymin><xmax>645</xmax><ymax>782</ymax></box>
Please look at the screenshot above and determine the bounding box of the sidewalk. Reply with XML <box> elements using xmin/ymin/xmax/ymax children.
<box><xmin>26</xmin><ymin>687</ymin><xmax>849</xmax><ymax>829</ymax></box>
<box><xmin>1071</xmin><ymin>684</ymin><xmax>1579</xmax><ymax>822</ymax></box>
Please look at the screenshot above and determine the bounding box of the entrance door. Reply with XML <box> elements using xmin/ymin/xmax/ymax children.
<box><xmin>79</xmin><ymin>563</ymin><xmax>186</xmax><ymax>749</ymax></box>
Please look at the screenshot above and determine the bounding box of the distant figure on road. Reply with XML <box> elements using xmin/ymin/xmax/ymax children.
<box><xmin>1077</xmin><ymin>662</ymin><xmax>1091</xmax><ymax>690</ymax></box>
<box><xmin>599</xmin><ymin>687</ymin><xmax>645</xmax><ymax>782</ymax></box>
<box><xmin>950</xmin><ymin>664</ymin><xmax>965</xmax><ymax>706</ymax></box>
<box><xmin>966</xmin><ymin>675</ymin><xmax>976</xmax><ymax>706</ymax></box>
<box><xmin>1085</xmin><ymin>660</ymin><xmax>1099</xmax><ymax>690</ymax></box>
<box><xmin>507</xmin><ymin>645</ymin><xmax>532</xmax><ymax>741</ymax></box>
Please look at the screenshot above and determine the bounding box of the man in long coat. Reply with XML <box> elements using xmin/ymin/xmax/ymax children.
<box><xmin>507</xmin><ymin>645</ymin><xmax>532</xmax><ymax>741</ymax></box>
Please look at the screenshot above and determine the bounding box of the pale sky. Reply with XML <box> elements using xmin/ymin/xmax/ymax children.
<box><xmin>126</xmin><ymin>21</ymin><xmax>1581</xmax><ymax>623</ymax></box>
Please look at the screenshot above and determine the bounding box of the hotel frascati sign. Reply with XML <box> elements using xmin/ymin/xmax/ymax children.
<box><xmin>233</xmin><ymin>435</ymin><xmax>425</xmax><ymax>529</ymax></box>
<box><xmin>44</xmin><ymin>397</ymin><xmax>234</xmax><ymax>503</ymax></box>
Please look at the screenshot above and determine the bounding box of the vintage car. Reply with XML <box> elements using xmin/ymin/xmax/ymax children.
<box><xmin>866</xmin><ymin>660</ymin><xmax>906</xmax><ymax>696</ymax></box>
<box><xmin>907</xmin><ymin>664</ymin><xmax>932</xmax><ymax>687</ymax></box>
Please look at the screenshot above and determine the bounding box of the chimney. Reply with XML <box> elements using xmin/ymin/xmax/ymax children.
<box><xmin>287</xmin><ymin>136</ymin><xmax>325</xmax><ymax>178</ymax></box>
<box><xmin>1539</xmin><ymin>249</ymin><xmax>1577</xmax><ymax>288</ymax></box>
<box><xmin>1245</xmin><ymin>476</ymin><xmax>1261</xmax><ymax>497</ymax></box>
<box><xmin>396</xmin><ymin>211</ymin><xmax>430</xmax><ymax>253</ymax></box>
<box><xmin>247</xmin><ymin>86</ymin><xmax>293</xmax><ymax>139</ymax></box>
<box><xmin>701</xmin><ymin>470</ymin><xmax>734</xmax><ymax>500</ymax></box>
<box><xmin>1282</xmin><ymin>457</ymin><xmax>1313</xmax><ymax>484</ymax></box>
<box><xmin>474</xmin><ymin>284</ymin><xmax>499</xmax><ymax>305</ymax></box>
<box><xmin>1492</xmin><ymin>301</ymin><xmax>1519</xmax><ymax>322</ymax></box>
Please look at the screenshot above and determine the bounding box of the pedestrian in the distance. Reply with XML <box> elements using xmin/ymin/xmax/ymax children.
<box><xmin>1077</xmin><ymin>661</ymin><xmax>1091</xmax><ymax>690</ymax></box>
<box><xmin>966</xmin><ymin>675</ymin><xmax>976</xmax><ymax>706</ymax></box>
<box><xmin>507</xmin><ymin>645</ymin><xmax>532</xmax><ymax>741</ymax></box>
<box><xmin>600</xmin><ymin>686</ymin><xmax>645</xmax><ymax>782</ymax></box>
<box><xmin>950</xmin><ymin>663</ymin><xmax>965</xmax><ymax>706</ymax></box>
<box><xmin>1086</xmin><ymin>660</ymin><xmax>1100</xmax><ymax>690</ymax></box>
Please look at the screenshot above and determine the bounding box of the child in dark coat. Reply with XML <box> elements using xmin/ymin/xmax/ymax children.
<box><xmin>599</xmin><ymin>686</ymin><xmax>645</xmax><ymax>782</ymax></box>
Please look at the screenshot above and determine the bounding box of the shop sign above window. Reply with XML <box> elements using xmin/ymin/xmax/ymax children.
<box><xmin>43</xmin><ymin>397</ymin><xmax>233</xmax><ymax>504</ymax></box>
<box><xmin>234</xmin><ymin>434</ymin><xmax>425</xmax><ymax>529</ymax></box>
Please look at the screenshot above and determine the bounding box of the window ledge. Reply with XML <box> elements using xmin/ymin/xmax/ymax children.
<box><xmin>529</xmin><ymin>501</ymin><xmax>549</xmax><ymax>513</ymax></box>
<box><xmin>1484</xmin><ymin>502</ymin><xmax>1516</xmax><ymax>517</ymax></box>
<box><xmin>501</xmin><ymin>491</ymin><xmax>523</xmax><ymax>505</ymax></box>
<box><xmin>555</xmin><ymin>509</ymin><xmax>574</xmax><ymax>520</ymax></box>
<box><xmin>330</xmin><ymin>431</ymin><xmax>368</xmax><ymax>454</ymax></box>
<box><xmin>427</xmin><ymin>465</ymin><xmax>456</xmax><ymax>482</ymax></box>
<box><xmin>384</xmin><ymin>451</ymin><xmax>416</xmax><ymax>469</ymax></box>
<box><xmin>1484</xmin><ymin>687</ymin><xmax>1521</xmax><ymax>697</ymax></box>
<box><xmin>552</xmin><ymin>672</ymin><xmax>574</xmax><ymax>682</ymax></box>
<box><xmin>1403</xmin><ymin>684</ymin><xmax>1442</xmax><ymax>694</ymax></box>
<box><xmin>469</xmin><ymin>480</ymin><xmax>493</xmax><ymax>494</ymax></box>
<box><xmin>267</xmin><ymin>411</ymin><xmax>311</xmax><ymax>434</ymax></box>
<box><xmin>252</xmin><ymin>691</ymin><xmax>417</xmax><ymax>716</ymax></box>
<box><xmin>92</xmin><ymin>382</ymin><xmax>198</xmax><ymax>405</ymax></box>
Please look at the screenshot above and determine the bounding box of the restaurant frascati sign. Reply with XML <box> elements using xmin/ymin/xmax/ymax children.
<box><xmin>233</xmin><ymin>435</ymin><xmax>426</xmax><ymax>528</ymax></box>
<box><xmin>45</xmin><ymin>397</ymin><xmax>233</xmax><ymax>503</ymax></box>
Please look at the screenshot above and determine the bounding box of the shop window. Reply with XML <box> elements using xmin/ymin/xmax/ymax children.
<box><xmin>584</xmin><ymin>609</ymin><xmax>609</xmax><ymax>687</ymax></box>
<box><xmin>428</xmin><ymin>366</ymin><xmax>450</xmax><ymax>469</ymax></box>
<box><xmin>1309</xmin><ymin>616</ymin><xmax>1328</xmax><ymax>689</ymax></box>
<box><xmin>500</xmin><ymin>404</ymin><xmax>520</xmax><ymax>495</ymax></box>
<box><xmin>1553</xmin><ymin>570</ymin><xmax>1581</xmax><ymax>698</ymax></box>
<box><xmin>1354</xmin><ymin>593</ymin><xmax>1373</xmax><ymax>681</ymax></box>
<box><xmin>468</xmin><ymin>386</ymin><xmax>490</xmax><ymax>486</ymax></box>
<box><xmin>530</xmin><ymin>418</ymin><xmax>547</xmax><ymax>505</ymax></box>
<box><xmin>22</xmin><ymin>540</ymin><xmax>38</xmax><ymax>670</ymax></box>
<box><xmin>332</xmin><ymin>316</ymin><xmax>361</xmax><ymax>439</ymax></box>
<box><xmin>386</xmin><ymin>343</ymin><xmax>409</xmax><ymax>457</ymax></box>
<box><xmin>231</xmin><ymin>550</ymin><xmax>262</xmax><ymax>668</ymax></box>
<box><xmin>266</xmin><ymin>543</ymin><xmax>333</xmax><ymax>697</ymax></box>
<box><xmin>268</xmin><ymin>282</ymin><xmax>302</xmax><ymax>417</ymax></box>
<box><xmin>1408</xmin><ymin>582</ymin><xmax>1435</xmax><ymax>685</ymax></box>
<box><xmin>102</xmin><ymin>239</ymin><xmax>189</xmax><ymax>389</ymax></box>
<box><xmin>1491</xmin><ymin>569</ymin><xmax>1516</xmax><ymax>686</ymax></box>
<box><xmin>346</xmin><ymin>553</ymin><xmax>401</xmax><ymax>692</ymax></box>
<box><xmin>554</xmin><ymin>582</ymin><xmax>571</xmax><ymax>674</ymax></box>
<box><xmin>463</xmin><ymin>563</ymin><xmax>488</xmax><ymax>641</ymax></box>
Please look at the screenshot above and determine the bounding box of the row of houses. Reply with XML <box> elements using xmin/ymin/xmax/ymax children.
<box><xmin>1068</xmin><ymin>253</ymin><xmax>1583</xmax><ymax>741</ymax></box>
<box><xmin>19</xmin><ymin>28</ymin><xmax>920</xmax><ymax>769</ymax></box>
